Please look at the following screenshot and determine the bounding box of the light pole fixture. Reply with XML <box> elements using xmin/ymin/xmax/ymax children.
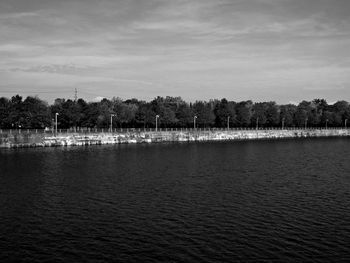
<box><xmin>227</xmin><ymin>116</ymin><xmax>230</xmax><ymax>130</ymax></box>
<box><xmin>110</xmin><ymin>114</ymin><xmax>115</xmax><ymax>132</ymax></box>
<box><xmin>305</xmin><ymin>117</ymin><xmax>308</xmax><ymax>129</ymax></box>
<box><xmin>194</xmin><ymin>116</ymin><xmax>197</xmax><ymax>129</ymax></box>
<box><xmin>345</xmin><ymin>119</ymin><xmax>348</xmax><ymax>128</ymax></box>
<box><xmin>55</xmin><ymin>113</ymin><xmax>59</xmax><ymax>136</ymax></box>
<box><xmin>326</xmin><ymin>119</ymin><xmax>328</xmax><ymax>129</ymax></box>
<box><xmin>256</xmin><ymin>117</ymin><xmax>259</xmax><ymax>130</ymax></box>
<box><xmin>155</xmin><ymin>115</ymin><xmax>159</xmax><ymax>131</ymax></box>
<box><xmin>282</xmin><ymin>117</ymin><xmax>285</xmax><ymax>130</ymax></box>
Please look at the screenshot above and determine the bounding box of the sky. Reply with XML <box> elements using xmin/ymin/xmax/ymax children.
<box><xmin>0</xmin><ymin>0</ymin><xmax>349</xmax><ymax>104</ymax></box>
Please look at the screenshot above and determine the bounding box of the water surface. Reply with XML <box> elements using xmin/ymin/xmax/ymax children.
<box><xmin>1</xmin><ymin>138</ymin><xmax>350</xmax><ymax>262</ymax></box>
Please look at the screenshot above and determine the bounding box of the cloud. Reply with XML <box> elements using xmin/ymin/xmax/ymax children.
<box><xmin>0</xmin><ymin>11</ymin><xmax>39</xmax><ymax>20</ymax></box>
<box><xmin>0</xmin><ymin>0</ymin><xmax>349</xmax><ymax>103</ymax></box>
<box><xmin>91</xmin><ymin>96</ymin><xmax>106</xmax><ymax>102</ymax></box>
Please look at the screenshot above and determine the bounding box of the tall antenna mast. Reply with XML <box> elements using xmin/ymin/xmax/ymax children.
<box><xmin>74</xmin><ymin>88</ymin><xmax>78</xmax><ymax>101</ymax></box>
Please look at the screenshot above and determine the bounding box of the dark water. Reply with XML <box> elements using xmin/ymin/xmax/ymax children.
<box><xmin>1</xmin><ymin>138</ymin><xmax>350</xmax><ymax>262</ymax></box>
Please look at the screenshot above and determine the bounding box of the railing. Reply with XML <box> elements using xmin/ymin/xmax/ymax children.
<box><xmin>0</xmin><ymin>126</ymin><xmax>349</xmax><ymax>135</ymax></box>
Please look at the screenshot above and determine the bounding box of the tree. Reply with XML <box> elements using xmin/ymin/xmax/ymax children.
<box><xmin>1</xmin><ymin>94</ymin><xmax>349</xmax><ymax>129</ymax></box>
<box><xmin>118</xmin><ymin>103</ymin><xmax>138</xmax><ymax>128</ymax></box>
<box><xmin>214</xmin><ymin>98</ymin><xmax>236</xmax><ymax>127</ymax></box>
<box><xmin>295</xmin><ymin>101</ymin><xmax>319</xmax><ymax>127</ymax></box>
<box><xmin>176</xmin><ymin>103</ymin><xmax>193</xmax><ymax>127</ymax></box>
<box><xmin>22</xmin><ymin>96</ymin><xmax>51</xmax><ymax>128</ymax></box>
<box><xmin>8</xmin><ymin>95</ymin><xmax>23</xmax><ymax>128</ymax></box>
<box><xmin>295</xmin><ymin>101</ymin><xmax>309</xmax><ymax>127</ymax></box>
<box><xmin>235</xmin><ymin>101</ymin><xmax>252</xmax><ymax>127</ymax></box>
<box><xmin>50</xmin><ymin>98</ymin><xmax>82</xmax><ymax>129</ymax></box>
<box><xmin>83</xmin><ymin>102</ymin><xmax>100</xmax><ymax>128</ymax></box>
<box><xmin>160</xmin><ymin>106</ymin><xmax>176</xmax><ymax>127</ymax></box>
<box><xmin>193</xmin><ymin>101</ymin><xmax>215</xmax><ymax>127</ymax></box>
<box><xmin>321</xmin><ymin>111</ymin><xmax>334</xmax><ymax>127</ymax></box>
<box><xmin>76</xmin><ymin>98</ymin><xmax>89</xmax><ymax>127</ymax></box>
<box><xmin>150</xmin><ymin>96</ymin><xmax>178</xmax><ymax>127</ymax></box>
<box><xmin>265</xmin><ymin>102</ymin><xmax>280</xmax><ymax>126</ymax></box>
<box><xmin>252</xmin><ymin>103</ymin><xmax>267</xmax><ymax>128</ymax></box>
<box><xmin>331</xmin><ymin>101</ymin><xmax>349</xmax><ymax>126</ymax></box>
<box><xmin>0</xmin><ymin>97</ymin><xmax>10</xmax><ymax>128</ymax></box>
<box><xmin>280</xmin><ymin>104</ymin><xmax>297</xmax><ymax>127</ymax></box>
<box><xmin>95</xmin><ymin>98</ymin><xmax>113</xmax><ymax>128</ymax></box>
<box><xmin>135</xmin><ymin>102</ymin><xmax>154</xmax><ymax>128</ymax></box>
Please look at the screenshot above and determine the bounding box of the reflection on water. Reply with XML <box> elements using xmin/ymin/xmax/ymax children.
<box><xmin>1</xmin><ymin>138</ymin><xmax>350</xmax><ymax>262</ymax></box>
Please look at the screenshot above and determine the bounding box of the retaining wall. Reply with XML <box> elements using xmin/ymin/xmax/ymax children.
<box><xmin>1</xmin><ymin>129</ymin><xmax>349</xmax><ymax>148</ymax></box>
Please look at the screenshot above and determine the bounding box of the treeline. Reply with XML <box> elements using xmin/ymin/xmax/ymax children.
<box><xmin>0</xmin><ymin>95</ymin><xmax>349</xmax><ymax>129</ymax></box>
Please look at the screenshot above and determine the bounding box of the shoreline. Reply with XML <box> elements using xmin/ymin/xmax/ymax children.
<box><xmin>1</xmin><ymin>129</ymin><xmax>349</xmax><ymax>148</ymax></box>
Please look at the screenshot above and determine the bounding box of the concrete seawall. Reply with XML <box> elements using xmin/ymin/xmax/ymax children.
<box><xmin>1</xmin><ymin>129</ymin><xmax>349</xmax><ymax>148</ymax></box>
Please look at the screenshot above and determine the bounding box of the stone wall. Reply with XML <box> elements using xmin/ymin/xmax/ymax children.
<box><xmin>1</xmin><ymin>129</ymin><xmax>349</xmax><ymax>148</ymax></box>
<box><xmin>0</xmin><ymin>132</ymin><xmax>44</xmax><ymax>148</ymax></box>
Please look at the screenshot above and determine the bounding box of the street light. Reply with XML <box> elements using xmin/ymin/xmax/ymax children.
<box><xmin>110</xmin><ymin>114</ymin><xmax>115</xmax><ymax>132</ymax></box>
<box><xmin>194</xmin><ymin>116</ymin><xmax>197</xmax><ymax>129</ymax></box>
<box><xmin>256</xmin><ymin>117</ymin><xmax>259</xmax><ymax>130</ymax></box>
<box><xmin>55</xmin><ymin>112</ymin><xmax>59</xmax><ymax>136</ymax></box>
<box><xmin>282</xmin><ymin>117</ymin><xmax>285</xmax><ymax>130</ymax></box>
<box><xmin>155</xmin><ymin>115</ymin><xmax>159</xmax><ymax>131</ymax></box>
<box><xmin>227</xmin><ymin>116</ymin><xmax>230</xmax><ymax>130</ymax></box>
<box><xmin>326</xmin><ymin>119</ymin><xmax>328</xmax><ymax>129</ymax></box>
<box><xmin>304</xmin><ymin>117</ymin><xmax>308</xmax><ymax>129</ymax></box>
<box><xmin>345</xmin><ymin>119</ymin><xmax>348</xmax><ymax>128</ymax></box>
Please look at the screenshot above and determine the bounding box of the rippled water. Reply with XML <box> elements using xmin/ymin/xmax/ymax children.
<box><xmin>1</xmin><ymin>138</ymin><xmax>350</xmax><ymax>262</ymax></box>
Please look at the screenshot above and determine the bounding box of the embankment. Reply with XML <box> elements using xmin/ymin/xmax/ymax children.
<box><xmin>0</xmin><ymin>129</ymin><xmax>349</xmax><ymax>148</ymax></box>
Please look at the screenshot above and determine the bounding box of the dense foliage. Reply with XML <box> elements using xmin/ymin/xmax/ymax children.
<box><xmin>0</xmin><ymin>95</ymin><xmax>349</xmax><ymax>129</ymax></box>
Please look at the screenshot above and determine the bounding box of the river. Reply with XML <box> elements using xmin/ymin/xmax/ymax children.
<box><xmin>1</xmin><ymin>138</ymin><xmax>350</xmax><ymax>262</ymax></box>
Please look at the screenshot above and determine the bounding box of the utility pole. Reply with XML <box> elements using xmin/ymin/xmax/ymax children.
<box><xmin>74</xmin><ymin>88</ymin><xmax>78</xmax><ymax>102</ymax></box>
<box><xmin>194</xmin><ymin>116</ymin><xmax>197</xmax><ymax>129</ymax></box>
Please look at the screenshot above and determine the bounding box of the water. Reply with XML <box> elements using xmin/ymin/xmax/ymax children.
<box><xmin>1</xmin><ymin>138</ymin><xmax>350</xmax><ymax>262</ymax></box>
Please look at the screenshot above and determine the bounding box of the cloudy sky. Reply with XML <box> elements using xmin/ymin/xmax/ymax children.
<box><xmin>0</xmin><ymin>0</ymin><xmax>349</xmax><ymax>103</ymax></box>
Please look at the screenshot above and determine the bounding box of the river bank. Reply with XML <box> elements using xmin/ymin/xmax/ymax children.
<box><xmin>0</xmin><ymin>128</ymin><xmax>349</xmax><ymax>148</ymax></box>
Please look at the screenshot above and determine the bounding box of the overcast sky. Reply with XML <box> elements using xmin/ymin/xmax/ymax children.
<box><xmin>0</xmin><ymin>0</ymin><xmax>349</xmax><ymax>103</ymax></box>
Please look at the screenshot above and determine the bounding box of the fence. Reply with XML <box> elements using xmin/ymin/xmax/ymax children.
<box><xmin>0</xmin><ymin>126</ymin><xmax>349</xmax><ymax>135</ymax></box>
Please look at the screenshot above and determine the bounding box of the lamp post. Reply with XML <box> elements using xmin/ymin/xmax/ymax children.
<box><xmin>345</xmin><ymin>119</ymin><xmax>348</xmax><ymax>129</ymax></box>
<box><xmin>55</xmin><ymin>112</ymin><xmax>59</xmax><ymax>136</ymax></box>
<box><xmin>256</xmin><ymin>117</ymin><xmax>259</xmax><ymax>130</ymax></box>
<box><xmin>227</xmin><ymin>116</ymin><xmax>230</xmax><ymax>130</ymax></box>
<box><xmin>282</xmin><ymin>117</ymin><xmax>285</xmax><ymax>130</ymax></box>
<box><xmin>155</xmin><ymin>115</ymin><xmax>159</xmax><ymax>131</ymax></box>
<box><xmin>304</xmin><ymin>117</ymin><xmax>308</xmax><ymax>129</ymax></box>
<box><xmin>110</xmin><ymin>114</ymin><xmax>115</xmax><ymax>132</ymax></box>
<box><xmin>325</xmin><ymin>119</ymin><xmax>328</xmax><ymax>129</ymax></box>
<box><xmin>193</xmin><ymin>116</ymin><xmax>197</xmax><ymax>129</ymax></box>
